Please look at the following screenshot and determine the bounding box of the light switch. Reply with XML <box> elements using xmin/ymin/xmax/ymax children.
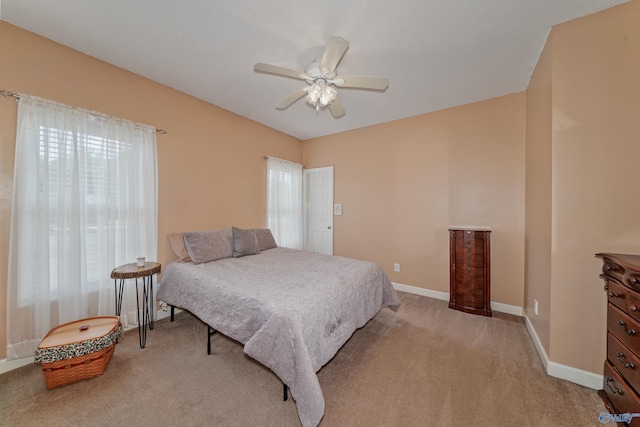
<box><xmin>334</xmin><ymin>203</ymin><xmax>342</xmax><ymax>215</ymax></box>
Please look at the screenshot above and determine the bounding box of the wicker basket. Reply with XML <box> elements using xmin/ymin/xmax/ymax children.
<box><xmin>41</xmin><ymin>344</ymin><xmax>115</xmax><ymax>389</ymax></box>
<box><xmin>35</xmin><ymin>316</ymin><xmax>121</xmax><ymax>389</ymax></box>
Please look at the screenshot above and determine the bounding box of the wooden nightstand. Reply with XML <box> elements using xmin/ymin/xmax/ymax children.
<box><xmin>110</xmin><ymin>262</ymin><xmax>161</xmax><ymax>348</ymax></box>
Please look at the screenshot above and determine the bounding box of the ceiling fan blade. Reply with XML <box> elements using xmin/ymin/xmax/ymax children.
<box><xmin>328</xmin><ymin>97</ymin><xmax>345</xmax><ymax>118</ymax></box>
<box><xmin>319</xmin><ymin>36</ymin><xmax>349</xmax><ymax>73</ymax></box>
<box><xmin>254</xmin><ymin>63</ymin><xmax>305</xmax><ymax>80</ymax></box>
<box><xmin>276</xmin><ymin>88</ymin><xmax>307</xmax><ymax>109</ymax></box>
<box><xmin>334</xmin><ymin>75</ymin><xmax>389</xmax><ymax>91</ymax></box>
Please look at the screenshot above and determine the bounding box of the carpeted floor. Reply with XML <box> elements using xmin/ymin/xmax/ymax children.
<box><xmin>0</xmin><ymin>292</ymin><xmax>606</xmax><ymax>426</ymax></box>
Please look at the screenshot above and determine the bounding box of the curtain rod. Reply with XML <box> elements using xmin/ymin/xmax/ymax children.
<box><xmin>1</xmin><ymin>89</ymin><xmax>167</xmax><ymax>134</ymax></box>
<box><xmin>263</xmin><ymin>156</ymin><xmax>305</xmax><ymax>168</ymax></box>
<box><xmin>0</xmin><ymin>89</ymin><xmax>20</xmax><ymax>100</ymax></box>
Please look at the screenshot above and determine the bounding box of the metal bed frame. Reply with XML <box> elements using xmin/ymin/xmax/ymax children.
<box><xmin>170</xmin><ymin>305</ymin><xmax>288</xmax><ymax>401</ymax></box>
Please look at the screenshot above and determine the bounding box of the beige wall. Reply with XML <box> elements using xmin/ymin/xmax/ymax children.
<box><xmin>0</xmin><ymin>21</ymin><xmax>302</xmax><ymax>360</ymax></box>
<box><xmin>525</xmin><ymin>0</ymin><xmax>640</xmax><ymax>373</ymax></box>
<box><xmin>524</xmin><ymin>33</ymin><xmax>553</xmax><ymax>354</ymax></box>
<box><xmin>550</xmin><ymin>1</ymin><xmax>640</xmax><ymax>372</ymax></box>
<box><xmin>303</xmin><ymin>93</ymin><xmax>526</xmax><ymax>307</ymax></box>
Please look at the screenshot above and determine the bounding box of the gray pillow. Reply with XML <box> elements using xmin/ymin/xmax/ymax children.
<box><xmin>183</xmin><ymin>228</ymin><xmax>233</xmax><ymax>264</ymax></box>
<box><xmin>232</xmin><ymin>227</ymin><xmax>261</xmax><ymax>258</ymax></box>
<box><xmin>253</xmin><ymin>228</ymin><xmax>277</xmax><ymax>251</ymax></box>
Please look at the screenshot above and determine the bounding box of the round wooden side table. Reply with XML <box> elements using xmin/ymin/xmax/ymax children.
<box><xmin>110</xmin><ymin>262</ymin><xmax>161</xmax><ymax>348</ymax></box>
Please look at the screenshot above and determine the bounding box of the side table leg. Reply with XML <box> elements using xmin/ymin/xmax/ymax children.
<box><xmin>135</xmin><ymin>277</ymin><xmax>147</xmax><ymax>349</ymax></box>
<box><xmin>149</xmin><ymin>274</ymin><xmax>155</xmax><ymax>330</ymax></box>
<box><xmin>114</xmin><ymin>278</ymin><xmax>125</xmax><ymax>343</ymax></box>
<box><xmin>114</xmin><ymin>279</ymin><xmax>125</xmax><ymax>316</ymax></box>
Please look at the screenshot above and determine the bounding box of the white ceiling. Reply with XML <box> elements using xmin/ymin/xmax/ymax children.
<box><xmin>0</xmin><ymin>0</ymin><xmax>629</xmax><ymax>140</ymax></box>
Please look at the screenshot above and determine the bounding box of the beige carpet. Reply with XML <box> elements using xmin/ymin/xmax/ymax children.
<box><xmin>0</xmin><ymin>292</ymin><xmax>606</xmax><ymax>426</ymax></box>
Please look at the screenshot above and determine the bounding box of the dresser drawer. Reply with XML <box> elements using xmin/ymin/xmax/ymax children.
<box><xmin>454</xmin><ymin>269</ymin><xmax>483</xmax><ymax>287</ymax></box>
<box><xmin>454</xmin><ymin>290</ymin><xmax>482</xmax><ymax>310</ymax></box>
<box><xmin>609</xmin><ymin>305</ymin><xmax>640</xmax><ymax>355</ymax></box>
<box><xmin>454</xmin><ymin>247</ymin><xmax>486</xmax><ymax>269</ymax></box>
<box><xmin>608</xmin><ymin>332</ymin><xmax>640</xmax><ymax>395</ymax></box>
<box><xmin>606</xmin><ymin>278</ymin><xmax>630</xmax><ymax>312</ymax></box>
<box><xmin>602</xmin><ymin>361</ymin><xmax>640</xmax><ymax>426</ymax></box>
<box><xmin>625</xmin><ymin>272</ymin><xmax>640</xmax><ymax>294</ymax></box>
<box><xmin>629</xmin><ymin>293</ymin><xmax>640</xmax><ymax>323</ymax></box>
<box><xmin>603</xmin><ymin>258</ymin><xmax>626</xmax><ymax>285</ymax></box>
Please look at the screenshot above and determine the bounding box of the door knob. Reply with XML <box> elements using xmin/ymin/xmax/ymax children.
<box><xmin>327</xmin><ymin>226</ymin><xmax>332</xmax><ymax>229</ymax></box>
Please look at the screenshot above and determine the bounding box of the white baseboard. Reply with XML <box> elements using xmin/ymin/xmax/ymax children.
<box><xmin>391</xmin><ymin>282</ymin><xmax>522</xmax><ymax>316</ymax></box>
<box><xmin>522</xmin><ymin>311</ymin><xmax>602</xmax><ymax>390</ymax></box>
<box><xmin>392</xmin><ymin>282</ymin><xmax>450</xmax><ymax>301</ymax></box>
<box><xmin>0</xmin><ymin>355</ymin><xmax>34</xmax><ymax>375</ymax></box>
<box><xmin>394</xmin><ymin>282</ymin><xmax>602</xmax><ymax>390</ymax></box>
<box><xmin>491</xmin><ymin>301</ymin><xmax>523</xmax><ymax>316</ymax></box>
<box><xmin>0</xmin><ymin>307</ymin><xmax>180</xmax><ymax>376</ymax></box>
<box><xmin>547</xmin><ymin>361</ymin><xmax>603</xmax><ymax>390</ymax></box>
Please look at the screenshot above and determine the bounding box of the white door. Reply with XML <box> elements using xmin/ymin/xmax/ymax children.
<box><xmin>304</xmin><ymin>167</ymin><xmax>334</xmax><ymax>255</ymax></box>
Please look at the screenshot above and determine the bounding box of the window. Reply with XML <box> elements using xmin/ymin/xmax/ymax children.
<box><xmin>266</xmin><ymin>157</ymin><xmax>303</xmax><ymax>249</ymax></box>
<box><xmin>39</xmin><ymin>126</ymin><xmax>137</xmax><ymax>293</ymax></box>
<box><xmin>6</xmin><ymin>95</ymin><xmax>158</xmax><ymax>360</ymax></box>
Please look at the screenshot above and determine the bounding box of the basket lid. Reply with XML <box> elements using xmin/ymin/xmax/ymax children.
<box><xmin>38</xmin><ymin>316</ymin><xmax>120</xmax><ymax>349</ymax></box>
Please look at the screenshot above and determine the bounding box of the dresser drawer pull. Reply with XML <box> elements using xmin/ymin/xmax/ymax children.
<box><xmin>632</xmin><ymin>305</ymin><xmax>638</xmax><ymax>312</ymax></box>
<box><xmin>632</xmin><ymin>278</ymin><xmax>640</xmax><ymax>286</ymax></box>
<box><xmin>618</xmin><ymin>320</ymin><xmax>636</xmax><ymax>335</ymax></box>
<box><xmin>606</xmin><ymin>377</ymin><xmax>623</xmax><ymax>395</ymax></box>
<box><xmin>617</xmin><ymin>352</ymin><xmax>636</xmax><ymax>369</ymax></box>
<box><xmin>617</xmin><ymin>320</ymin><xmax>636</xmax><ymax>336</ymax></box>
<box><xmin>608</xmin><ymin>291</ymin><xmax>623</xmax><ymax>299</ymax></box>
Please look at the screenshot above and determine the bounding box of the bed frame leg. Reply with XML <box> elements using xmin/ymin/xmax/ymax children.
<box><xmin>170</xmin><ymin>305</ymin><xmax>175</xmax><ymax>322</ymax></box>
<box><xmin>207</xmin><ymin>325</ymin><xmax>218</xmax><ymax>355</ymax></box>
<box><xmin>198</xmin><ymin>317</ymin><xmax>286</xmax><ymax>401</ymax></box>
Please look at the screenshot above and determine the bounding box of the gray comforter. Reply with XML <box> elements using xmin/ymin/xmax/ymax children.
<box><xmin>156</xmin><ymin>247</ymin><xmax>400</xmax><ymax>426</ymax></box>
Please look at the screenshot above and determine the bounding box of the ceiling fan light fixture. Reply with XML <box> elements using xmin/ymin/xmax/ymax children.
<box><xmin>305</xmin><ymin>79</ymin><xmax>336</xmax><ymax>109</ymax></box>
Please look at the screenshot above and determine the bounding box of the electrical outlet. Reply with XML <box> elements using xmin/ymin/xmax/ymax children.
<box><xmin>394</xmin><ymin>263</ymin><xmax>400</xmax><ymax>272</ymax></box>
<box><xmin>534</xmin><ymin>299</ymin><xmax>539</xmax><ymax>316</ymax></box>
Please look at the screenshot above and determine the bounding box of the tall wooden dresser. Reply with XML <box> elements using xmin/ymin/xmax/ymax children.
<box><xmin>596</xmin><ymin>253</ymin><xmax>640</xmax><ymax>423</ymax></box>
<box><xmin>449</xmin><ymin>229</ymin><xmax>491</xmax><ymax>317</ymax></box>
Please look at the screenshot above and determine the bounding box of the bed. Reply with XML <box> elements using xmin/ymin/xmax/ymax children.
<box><xmin>157</xmin><ymin>227</ymin><xmax>401</xmax><ymax>427</ymax></box>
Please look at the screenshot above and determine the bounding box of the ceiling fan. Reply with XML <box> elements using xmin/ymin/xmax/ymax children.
<box><xmin>254</xmin><ymin>36</ymin><xmax>389</xmax><ymax>118</ymax></box>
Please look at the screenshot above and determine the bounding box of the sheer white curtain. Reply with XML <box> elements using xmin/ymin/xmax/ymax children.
<box><xmin>6</xmin><ymin>95</ymin><xmax>158</xmax><ymax>360</ymax></box>
<box><xmin>266</xmin><ymin>157</ymin><xmax>303</xmax><ymax>249</ymax></box>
